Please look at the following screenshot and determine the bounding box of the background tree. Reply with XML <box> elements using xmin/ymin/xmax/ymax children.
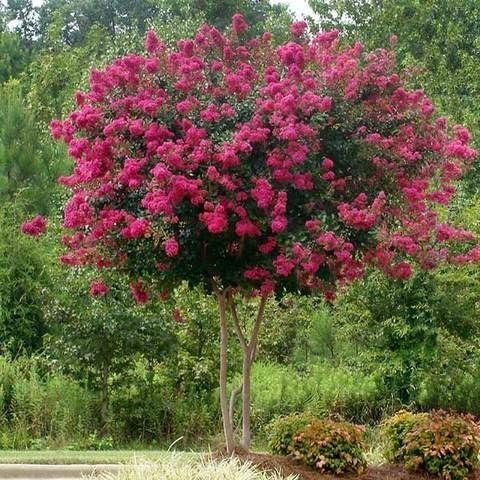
<box><xmin>4</xmin><ymin>0</ymin><xmax>38</xmax><ymax>48</ymax></box>
<box><xmin>0</xmin><ymin>81</ymin><xmax>67</xmax><ymax>211</ymax></box>
<box><xmin>44</xmin><ymin>268</ymin><xmax>175</xmax><ymax>428</ymax></box>
<box><xmin>0</xmin><ymin>30</ymin><xmax>28</xmax><ymax>82</ymax></box>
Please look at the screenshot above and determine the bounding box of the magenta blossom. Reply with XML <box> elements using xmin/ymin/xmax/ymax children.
<box><xmin>47</xmin><ymin>13</ymin><xmax>478</xmax><ymax>303</ymax></box>
<box><xmin>21</xmin><ymin>215</ymin><xmax>47</xmax><ymax>236</ymax></box>
<box><xmin>90</xmin><ymin>279</ymin><xmax>109</xmax><ymax>296</ymax></box>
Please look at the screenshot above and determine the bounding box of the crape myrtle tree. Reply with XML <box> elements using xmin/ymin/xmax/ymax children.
<box><xmin>24</xmin><ymin>14</ymin><xmax>479</xmax><ymax>452</ymax></box>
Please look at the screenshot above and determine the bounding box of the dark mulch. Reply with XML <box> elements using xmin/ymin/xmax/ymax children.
<box><xmin>214</xmin><ymin>451</ymin><xmax>480</xmax><ymax>480</ymax></box>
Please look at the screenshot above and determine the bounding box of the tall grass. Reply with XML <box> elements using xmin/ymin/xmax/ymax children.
<box><xmin>242</xmin><ymin>361</ymin><xmax>389</xmax><ymax>435</ymax></box>
<box><xmin>0</xmin><ymin>356</ymin><xmax>95</xmax><ymax>448</ymax></box>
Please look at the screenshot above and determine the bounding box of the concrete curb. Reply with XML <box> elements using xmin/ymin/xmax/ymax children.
<box><xmin>0</xmin><ymin>464</ymin><xmax>123</xmax><ymax>478</ymax></box>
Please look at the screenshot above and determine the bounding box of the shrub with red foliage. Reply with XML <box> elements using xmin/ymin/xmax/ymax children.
<box><xmin>48</xmin><ymin>15</ymin><xmax>478</xmax><ymax>303</ymax></box>
<box><xmin>268</xmin><ymin>412</ymin><xmax>316</xmax><ymax>456</ymax></box>
<box><xmin>384</xmin><ymin>410</ymin><xmax>480</xmax><ymax>480</ymax></box>
<box><xmin>291</xmin><ymin>418</ymin><xmax>367</xmax><ymax>474</ymax></box>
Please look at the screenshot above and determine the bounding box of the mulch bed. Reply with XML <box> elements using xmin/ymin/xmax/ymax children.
<box><xmin>215</xmin><ymin>451</ymin><xmax>480</xmax><ymax>480</ymax></box>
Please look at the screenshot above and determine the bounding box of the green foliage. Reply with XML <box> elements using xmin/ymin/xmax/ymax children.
<box><xmin>108</xmin><ymin>358</ymin><xmax>218</xmax><ymax>444</ymax></box>
<box><xmin>267</xmin><ymin>412</ymin><xmax>315</xmax><ymax>456</ymax></box>
<box><xmin>291</xmin><ymin>418</ymin><xmax>366</xmax><ymax>474</ymax></box>
<box><xmin>45</xmin><ymin>268</ymin><xmax>175</xmax><ymax>390</ymax></box>
<box><xmin>332</xmin><ymin>266</ymin><xmax>480</xmax><ymax>409</ymax></box>
<box><xmin>0</xmin><ymin>30</ymin><xmax>28</xmax><ymax>82</ymax></box>
<box><xmin>0</xmin><ymin>354</ymin><xmax>217</xmax><ymax>448</ymax></box>
<box><xmin>35</xmin><ymin>0</ymin><xmax>161</xmax><ymax>47</ymax></box>
<box><xmin>25</xmin><ymin>25</ymin><xmax>109</xmax><ymax>124</ymax></box>
<box><xmin>4</xmin><ymin>0</ymin><xmax>37</xmax><ymax>48</ymax></box>
<box><xmin>305</xmin><ymin>364</ymin><xmax>386</xmax><ymax>424</ymax></box>
<box><xmin>259</xmin><ymin>296</ymin><xmax>317</xmax><ymax>365</ymax></box>
<box><xmin>11</xmin><ymin>372</ymin><xmax>94</xmax><ymax>445</ymax></box>
<box><xmin>383</xmin><ymin>410</ymin><xmax>480</xmax><ymax>480</ymax></box>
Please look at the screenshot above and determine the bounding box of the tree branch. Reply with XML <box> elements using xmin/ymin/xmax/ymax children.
<box><xmin>229</xmin><ymin>383</ymin><xmax>243</xmax><ymax>427</ymax></box>
<box><xmin>227</xmin><ymin>291</ymin><xmax>247</xmax><ymax>351</ymax></box>
<box><xmin>248</xmin><ymin>293</ymin><xmax>268</xmax><ymax>363</ymax></box>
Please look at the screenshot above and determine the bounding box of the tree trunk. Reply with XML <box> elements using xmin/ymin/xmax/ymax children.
<box><xmin>228</xmin><ymin>293</ymin><xmax>268</xmax><ymax>451</ymax></box>
<box><xmin>217</xmin><ymin>290</ymin><xmax>235</xmax><ymax>453</ymax></box>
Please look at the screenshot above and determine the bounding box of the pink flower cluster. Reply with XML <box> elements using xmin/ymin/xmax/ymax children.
<box><xmin>90</xmin><ymin>279</ymin><xmax>109</xmax><ymax>296</ymax></box>
<box><xmin>47</xmin><ymin>14</ymin><xmax>478</xmax><ymax>302</ymax></box>
<box><xmin>21</xmin><ymin>215</ymin><xmax>47</xmax><ymax>236</ymax></box>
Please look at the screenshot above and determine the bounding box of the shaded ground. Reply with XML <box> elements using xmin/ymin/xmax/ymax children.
<box><xmin>230</xmin><ymin>452</ymin><xmax>480</xmax><ymax>480</ymax></box>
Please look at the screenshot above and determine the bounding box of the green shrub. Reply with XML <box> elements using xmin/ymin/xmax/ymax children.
<box><xmin>109</xmin><ymin>359</ymin><xmax>218</xmax><ymax>444</ymax></box>
<box><xmin>267</xmin><ymin>412</ymin><xmax>315</xmax><ymax>455</ymax></box>
<box><xmin>417</xmin><ymin>341</ymin><xmax>480</xmax><ymax>417</ymax></box>
<box><xmin>291</xmin><ymin>419</ymin><xmax>366</xmax><ymax>475</ymax></box>
<box><xmin>401</xmin><ymin>411</ymin><xmax>480</xmax><ymax>480</ymax></box>
<box><xmin>381</xmin><ymin>410</ymin><xmax>428</xmax><ymax>461</ymax></box>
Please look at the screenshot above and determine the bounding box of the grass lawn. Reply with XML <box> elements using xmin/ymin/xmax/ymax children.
<box><xmin>0</xmin><ymin>450</ymin><xmax>198</xmax><ymax>464</ymax></box>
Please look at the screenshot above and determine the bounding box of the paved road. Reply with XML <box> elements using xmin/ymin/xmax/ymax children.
<box><xmin>0</xmin><ymin>464</ymin><xmax>122</xmax><ymax>479</ymax></box>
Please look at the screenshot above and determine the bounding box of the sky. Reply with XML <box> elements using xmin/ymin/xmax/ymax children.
<box><xmin>271</xmin><ymin>0</ymin><xmax>315</xmax><ymax>18</ymax></box>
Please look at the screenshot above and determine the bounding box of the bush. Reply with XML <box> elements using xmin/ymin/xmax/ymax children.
<box><xmin>291</xmin><ymin>419</ymin><xmax>366</xmax><ymax>475</ymax></box>
<box><xmin>267</xmin><ymin>412</ymin><xmax>315</xmax><ymax>455</ymax></box>
<box><xmin>382</xmin><ymin>410</ymin><xmax>480</xmax><ymax>479</ymax></box>
<box><xmin>109</xmin><ymin>359</ymin><xmax>218</xmax><ymax>444</ymax></box>
<box><xmin>402</xmin><ymin>411</ymin><xmax>480</xmax><ymax>480</ymax></box>
<box><xmin>381</xmin><ymin>410</ymin><xmax>428</xmax><ymax>462</ymax></box>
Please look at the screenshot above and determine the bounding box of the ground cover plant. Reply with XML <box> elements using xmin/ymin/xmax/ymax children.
<box><xmin>94</xmin><ymin>455</ymin><xmax>298</xmax><ymax>480</ymax></box>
